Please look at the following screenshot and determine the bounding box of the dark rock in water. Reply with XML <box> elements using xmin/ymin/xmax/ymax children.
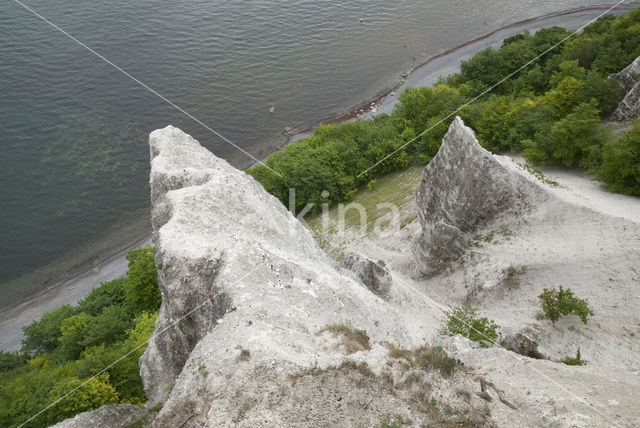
<box><xmin>611</xmin><ymin>56</ymin><xmax>640</xmax><ymax>120</ymax></box>
<box><xmin>343</xmin><ymin>254</ymin><xmax>392</xmax><ymax>296</ymax></box>
<box><xmin>412</xmin><ymin>117</ymin><xmax>539</xmax><ymax>275</ymax></box>
<box><xmin>500</xmin><ymin>333</ymin><xmax>545</xmax><ymax>359</ymax></box>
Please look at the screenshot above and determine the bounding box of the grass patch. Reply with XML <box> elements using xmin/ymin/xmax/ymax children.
<box><xmin>320</xmin><ymin>324</ymin><xmax>371</xmax><ymax>354</ymax></box>
<box><xmin>520</xmin><ymin>163</ymin><xmax>562</xmax><ymax>188</ymax></box>
<box><xmin>388</xmin><ymin>344</ymin><xmax>457</xmax><ymax>377</ymax></box>
<box><xmin>562</xmin><ymin>348</ymin><xmax>587</xmax><ymax>366</ymax></box>
<box><xmin>290</xmin><ymin>359</ymin><xmax>375</xmax><ymax>385</ymax></box>
<box><xmin>307</xmin><ymin>166</ymin><xmax>422</xmax><ymax>235</ymax></box>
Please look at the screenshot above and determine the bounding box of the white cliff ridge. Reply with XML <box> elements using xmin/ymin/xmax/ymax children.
<box><xmin>140</xmin><ymin>126</ymin><xmax>413</xmax><ymax>422</ymax></box>
<box><xmin>55</xmin><ymin>119</ymin><xmax>640</xmax><ymax>427</ymax></box>
<box><xmin>412</xmin><ymin>116</ymin><xmax>543</xmax><ymax>276</ymax></box>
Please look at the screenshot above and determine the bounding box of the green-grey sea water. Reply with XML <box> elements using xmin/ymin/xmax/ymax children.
<box><xmin>0</xmin><ymin>0</ymin><xmax>608</xmax><ymax>307</ymax></box>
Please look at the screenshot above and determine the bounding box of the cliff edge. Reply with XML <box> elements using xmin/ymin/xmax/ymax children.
<box><xmin>139</xmin><ymin>126</ymin><xmax>424</xmax><ymax>424</ymax></box>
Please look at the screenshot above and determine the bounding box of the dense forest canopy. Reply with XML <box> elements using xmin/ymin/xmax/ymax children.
<box><xmin>0</xmin><ymin>246</ymin><xmax>160</xmax><ymax>427</ymax></box>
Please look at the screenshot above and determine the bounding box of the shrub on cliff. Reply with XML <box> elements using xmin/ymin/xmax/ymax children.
<box><xmin>440</xmin><ymin>304</ymin><xmax>500</xmax><ymax>348</ymax></box>
<box><xmin>538</xmin><ymin>286</ymin><xmax>594</xmax><ymax>324</ymax></box>
<box><xmin>562</xmin><ymin>348</ymin><xmax>587</xmax><ymax>366</ymax></box>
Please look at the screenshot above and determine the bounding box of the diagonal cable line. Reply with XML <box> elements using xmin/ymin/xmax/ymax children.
<box><xmin>13</xmin><ymin>0</ymin><xmax>282</xmax><ymax>178</ymax></box>
<box><xmin>10</xmin><ymin>1</ymin><xmax>629</xmax><ymax>426</ymax></box>
<box><xmin>357</xmin><ymin>0</ymin><xmax>626</xmax><ymax>178</ymax></box>
<box><xmin>388</xmin><ymin>269</ymin><xmax>622</xmax><ymax>427</ymax></box>
<box><xmin>310</xmin><ymin>229</ymin><xmax>621</xmax><ymax>426</ymax></box>
<box><xmin>16</xmin><ymin>265</ymin><xmax>262</xmax><ymax>428</ymax></box>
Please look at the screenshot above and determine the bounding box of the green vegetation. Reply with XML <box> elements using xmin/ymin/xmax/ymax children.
<box><xmin>380</xmin><ymin>416</ymin><xmax>399</xmax><ymax>428</ymax></box>
<box><xmin>600</xmin><ymin>119</ymin><xmax>640</xmax><ymax>195</ymax></box>
<box><xmin>519</xmin><ymin>163</ymin><xmax>562</xmax><ymax>187</ymax></box>
<box><xmin>538</xmin><ymin>286</ymin><xmax>594</xmax><ymax>324</ymax></box>
<box><xmin>440</xmin><ymin>305</ymin><xmax>500</xmax><ymax>348</ymax></box>
<box><xmin>0</xmin><ymin>246</ymin><xmax>160</xmax><ymax>428</ymax></box>
<box><xmin>388</xmin><ymin>344</ymin><xmax>458</xmax><ymax>377</ymax></box>
<box><xmin>562</xmin><ymin>348</ymin><xmax>587</xmax><ymax>366</ymax></box>
<box><xmin>249</xmin><ymin>8</ymin><xmax>640</xmax><ymax>216</ymax></box>
<box><xmin>320</xmin><ymin>324</ymin><xmax>371</xmax><ymax>354</ymax></box>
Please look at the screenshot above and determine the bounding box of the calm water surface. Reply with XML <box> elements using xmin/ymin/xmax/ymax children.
<box><xmin>0</xmin><ymin>0</ymin><xmax>606</xmax><ymax>306</ymax></box>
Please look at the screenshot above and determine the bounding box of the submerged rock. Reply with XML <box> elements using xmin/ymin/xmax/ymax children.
<box><xmin>412</xmin><ymin>117</ymin><xmax>538</xmax><ymax>275</ymax></box>
<box><xmin>139</xmin><ymin>126</ymin><xmax>409</xmax><ymax>423</ymax></box>
<box><xmin>611</xmin><ymin>55</ymin><xmax>640</xmax><ymax>120</ymax></box>
<box><xmin>343</xmin><ymin>254</ymin><xmax>392</xmax><ymax>296</ymax></box>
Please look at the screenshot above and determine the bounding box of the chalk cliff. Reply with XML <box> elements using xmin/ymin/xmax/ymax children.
<box><xmin>139</xmin><ymin>126</ymin><xmax>418</xmax><ymax>424</ymax></box>
<box><xmin>55</xmin><ymin>118</ymin><xmax>640</xmax><ymax>427</ymax></box>
<box><xmin>412</xmin><ymin>117</ymin><xmax>542</xmax><ymax>275</ymax></box>
<box><xmin>611</xmin><ymin>55</ymin><xmax>640</xmax><ymax>120</ymax></box>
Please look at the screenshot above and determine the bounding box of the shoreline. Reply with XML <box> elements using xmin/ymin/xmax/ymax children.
<box><xmin>1</xmin><ymin>3</ymin><xmax>636</xmax><ymax>351</ymax></box>
<box><xmin>278</xmin><ymin>3</ymin><xmax>637</xmax><ymax>146</ymax></box>
<box><xmin>0</xmin><ymin>235</ymin><xmax>151</xmax><ymax>351</ymax></box>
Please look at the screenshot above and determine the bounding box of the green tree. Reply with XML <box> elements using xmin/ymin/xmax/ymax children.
<box><xmin>544</xmin><ymin>76</ymin><xmax>586</xmax><ymax>118</ymax></box>
<box><xmin>566</xmin><ymin>38</ymin><xmax>596</xmax><ymax>68</ymax></box>
<box><xmin>505</xmin><ymin>98</ymin><xmax>555</xmax><ymax>151</ymax></box>
<box><xmin>548</xmin><ymin>60</ymin><xmax>586</xmax><ymax>87</ymax></box>
<box><xmin>76</xmin><ymin>312</ymin><xmax>157</xmax><ymax>403</ymax></box>
<box><xmin>43</xmin><ymin>374</ymin><xmax>118</xmax><ymax>426</ymax></box>
<box><xmin>525</xmin><ymin>101</ymin><xmax>608</xmax><ymax>168</ymax></box>
<box><xmin>582</xmin><ymin>70</ymin><xmax>624</xmax><ymax>118</ymax></box>
<box><xmin>512</xmin><ymin>64</ymin><xmax>547</xmax><ymax>95</ymax></box>
<box><xmin>531</xmin><ymin>26</ymin><xmax>571</xmax><ymax>57</ymax></box>
<box><xmin>0</xmin><ymin>351</ymin><xmax>27</xmax><ymax>372</ymax></box>
<box><xmin>600</xmin><ymin>120</ymin><xmax>640</xmax><ymax>195</ymax></box>
<box><xmin>393</xmin><ymin>84</ymin><xmax>467</xmax><ymax>158</ymax></box>
<box><xmin>77</xmin><ymin>277</ymin><xmax>127</xmax><ymax>316</ymax></box>
<box><xmin>56</xmin><ymin>313</ymin><xmax>93</xmax><ymax>362</ymax></box>
<box><xmin>80</xmin><ymin>305</ymin><xmax>136</xmax><ymax>349</ymax></box>
<box><xmin>473</xmin><ymin>95</ymin><xmax>515</xmax><ymax>152</ymax></box>
<box><xmin>22</xmin><ymin>305</ymin><xmax>78</xmax><ymax>355</ymax></box>
<box><xmin>124</xmin><ymin>246</ymin><xmax>161</xmax><ymax>313</ymax></box>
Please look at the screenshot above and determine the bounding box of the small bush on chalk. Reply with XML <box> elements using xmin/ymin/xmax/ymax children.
<box><xmin>562</xmin><ymin>348</ymin><xmax>587</xmax><ymax>366</ymax></box>
<box><xmin>440</xmin><ymin>304</ymin><xmax>500</xmax><ymax>348</ymax></box>
<box><xmin>538</xmin><ymin>286</ymin><xmax>594</xmax><ymax>324</ymax></box>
